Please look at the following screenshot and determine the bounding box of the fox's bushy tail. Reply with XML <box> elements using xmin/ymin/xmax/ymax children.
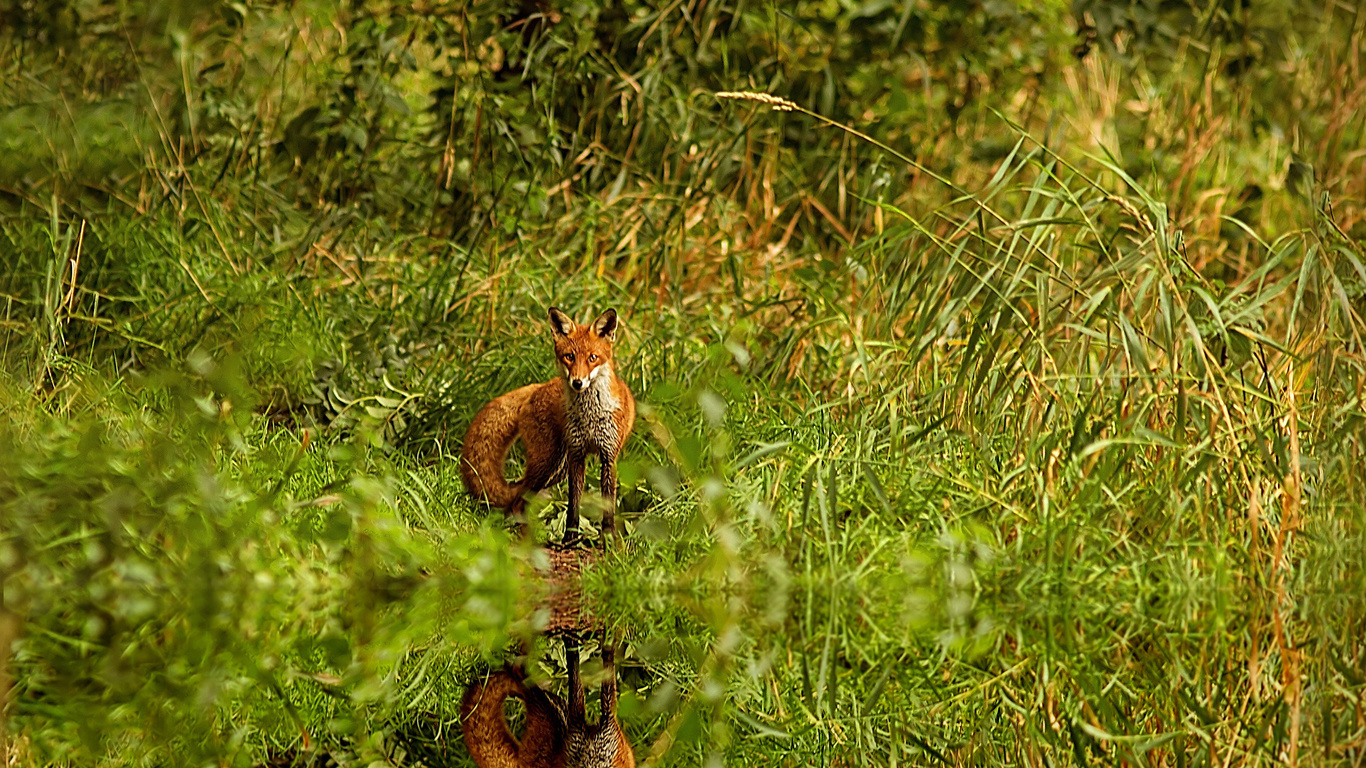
<box><xmin>461</xmin><ymin>400</ymin><xmax>523</xmax><ymax>508</ymax></box>
<box><xmin>462</xmin><ymin>669</ymin><xmax>567</xmax><ymax>768</ymax></box>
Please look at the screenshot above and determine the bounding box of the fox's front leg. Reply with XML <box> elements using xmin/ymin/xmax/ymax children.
<box><xmin>600</xmin><ymin>642</ymin><xmax>618</xmax><ymax>718</ymax></box>
<box><xmin>599</xmin><ymin>449</ymin><xmax>619</xmax><ymax>542</ymax></box>
<box><xmin>566</xmin><ymin>450</ymin><xmax>586</xmax><ymax>544</ymax></box>
<box><xmin>565</xmin><ymin>638</ymin><xmax>585</xmax><ymax>720</ymax></box>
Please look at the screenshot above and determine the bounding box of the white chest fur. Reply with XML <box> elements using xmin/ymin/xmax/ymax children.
<box><xmin>564</xmin><ymin>363</ymin><xmax>621</xmax><ymax>455</ymax></box>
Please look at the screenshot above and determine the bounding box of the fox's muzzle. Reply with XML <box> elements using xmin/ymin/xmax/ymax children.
<box><xmin>571</xmin><ymin>378</ymin><xmax>586</xmax><ymax>391</ymax></box>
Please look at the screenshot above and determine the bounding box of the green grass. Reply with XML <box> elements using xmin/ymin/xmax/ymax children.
<box><xmin>3</xmin><ymin>2</ymin><xmax>1366</xmax><ymax>766</ymax></box>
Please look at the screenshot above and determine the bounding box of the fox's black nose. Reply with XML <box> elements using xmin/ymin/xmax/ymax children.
<box><xmin>571</xmin><ymin>379</ymin><xmax>585</xmax><ymax>390</ymax></box>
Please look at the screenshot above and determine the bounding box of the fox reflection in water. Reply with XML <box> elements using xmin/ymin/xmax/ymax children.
<box><xmin>461</xmin><ymin>641</ymin><xmax>635</xmax><ymax>768</ymax></box>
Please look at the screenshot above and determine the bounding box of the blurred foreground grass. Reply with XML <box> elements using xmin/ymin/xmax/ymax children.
<box><xmin>2</xmin><ymin>1</ymin><xmax>1365</xmax><ymax>766</ymax></box>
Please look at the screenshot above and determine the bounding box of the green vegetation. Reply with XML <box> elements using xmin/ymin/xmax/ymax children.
<box><xmin>2</xmin><ymin>0</ymin><xmax>1364</xmax><ymax>765</ymax></box>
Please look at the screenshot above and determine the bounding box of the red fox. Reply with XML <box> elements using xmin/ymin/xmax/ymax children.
<box><xmin>461</xmin><ymin>308</ymin><xmax>636</xmax><ymax>543</ymax></box>
<box><xmin>461</xmin><ymin>644</ymin><xmax>635</xmax><ymax>768</ymax></box>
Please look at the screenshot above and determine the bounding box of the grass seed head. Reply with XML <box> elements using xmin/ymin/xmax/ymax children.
<box><xmin>714</xmin><ymin>91</ymin><xmax>798</xmax><ymax>112</ymax></box>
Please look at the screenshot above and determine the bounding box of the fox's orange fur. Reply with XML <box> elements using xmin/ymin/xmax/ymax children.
<box><xmin>461</xmin><ymin>646</ymin><xmax>635</xmax><ymax>768</ymax></box>
<box><xmin>461</xmin><ymin>308</ymin><xmax>636</xmax><ymax>542</ymax></box>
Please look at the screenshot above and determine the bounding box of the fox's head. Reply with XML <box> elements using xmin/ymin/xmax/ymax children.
<box><xmin>548</xmin><ymin>307</ymin><xmax>618</xmax><ymax>393</ymax></box>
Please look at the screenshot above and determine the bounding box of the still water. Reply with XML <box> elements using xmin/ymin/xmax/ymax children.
<box><xmin>340</xmin><ymin>513</ymin><xmax>1362</xmax><ymax>768</ymax></box>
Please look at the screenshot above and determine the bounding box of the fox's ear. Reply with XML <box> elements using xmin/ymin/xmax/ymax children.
<box><xmin>548</xmin><ymin>307</ymin><xmax>576</xmax><ymax>337</ymax></box>
<box><xmin>591</xmin><ymin>309</ymin><xmax>618</xmax><ymax>340</ymax></box>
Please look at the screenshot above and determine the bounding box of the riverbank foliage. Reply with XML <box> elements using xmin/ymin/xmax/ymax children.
<box><xmin>2</xmin><ymin>1</ymin><xmax>1364</xmax><ymax>765</ymax></box>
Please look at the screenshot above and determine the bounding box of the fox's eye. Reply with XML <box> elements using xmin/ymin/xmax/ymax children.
<box><xmin>588</xmin><ymin>354</ymin><xmax>598</xmax><ymax>362</ymax></box>
<box><xmin>564</xmin><ymin>353</ymin><xmax>575</xmax><ymax>363</ymax></box>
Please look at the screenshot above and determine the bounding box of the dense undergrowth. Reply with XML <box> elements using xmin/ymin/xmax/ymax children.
<box><xmin>2</xmin><ymin>0</ymin><xmax>1365</xmax><ymax>766</ymax></box>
